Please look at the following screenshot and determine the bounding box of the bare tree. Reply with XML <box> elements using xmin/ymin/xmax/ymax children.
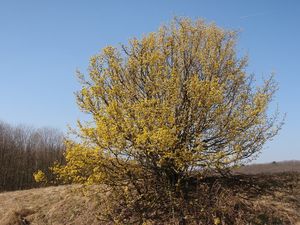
<box><xmin>0</xmin><ymin>121</ymin><xmax>65</xmax><ymax>191</ymax></box>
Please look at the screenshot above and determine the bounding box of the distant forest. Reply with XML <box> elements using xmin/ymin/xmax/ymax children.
<box><xmin>0</xmin><ymin>121</ymin><xmax>65</xmax><ymax>192</ymax></box>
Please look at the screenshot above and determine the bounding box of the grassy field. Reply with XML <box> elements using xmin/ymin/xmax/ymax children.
<box><xmin>0</xmin><ymin>161</ymin><xmax>299</xmax><ymax>225</ymax></box>
<box><xmin>0</xmin><ymin>185</ymin><xmax>104</xmax><ymax>225</ymax></box>
<box><xmin>235</xmin><ymin>160</ymin><xmax>300</xmax><ymax>174</ymax></box>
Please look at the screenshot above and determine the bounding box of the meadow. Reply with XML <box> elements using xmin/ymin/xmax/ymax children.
<box><xmin>0</xmin><ymin>161</ymin><xmax>299</xmax><ymax>225</ymax></box>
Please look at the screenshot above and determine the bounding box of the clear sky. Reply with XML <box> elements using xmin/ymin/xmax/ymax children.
<box><xmin>0</xmin><ymin>0</ymin><xmax>299</xmax><ymax>163</ymax></box>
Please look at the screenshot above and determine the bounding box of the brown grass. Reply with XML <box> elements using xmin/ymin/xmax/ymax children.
<box><xmin>0</xmin><ymin>185</ymin><xmax>105</xmax><ymax>225</ymax></box>
<box><xmin>0</xmin><ymin>162</ymin><xmax>299</xmax><ymax>224</ymax></box>
<box><xmin>235</xmin><ymin>160</ymin><xmax>300</xmax><ymax>174</ymax></box>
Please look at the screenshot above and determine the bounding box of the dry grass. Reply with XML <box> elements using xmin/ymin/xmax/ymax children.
<box><xmin>0</xmin><ymin>185</ymin><xmax>105</xmax><ymax>225</ymax></box>
<box><xmin>0</xmin><ymin>162</ymin><xmax>299</xmax><ymax>224</ymax></box>
<box><xmin>235</xmin><ymin>160</ymin><xmax>300</xmax><ymax>174</ymax></box>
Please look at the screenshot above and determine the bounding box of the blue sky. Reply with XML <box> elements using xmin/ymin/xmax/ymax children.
<box><xmin>0</xmin><ymin>0</ymin><xmax>299</xmax><ymax>163</ymax></box>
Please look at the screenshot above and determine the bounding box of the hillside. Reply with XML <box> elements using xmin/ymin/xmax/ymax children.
<box><xmin>0</xmin><ymin>185</ymin><xmax>103</xmax><ymax>225</ymax></box>
<box><xmin>0</xmin><ymin>162</ymin><xmax>299</xmax><ymax>225</ymax></box>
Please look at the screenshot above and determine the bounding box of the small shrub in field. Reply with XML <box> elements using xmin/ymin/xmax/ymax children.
<box><xmin>33</xmin><ymin>170</ymin><xmax>47</xmax><ymax>184</ymax></box>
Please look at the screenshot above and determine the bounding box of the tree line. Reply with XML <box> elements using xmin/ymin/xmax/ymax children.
<box><xmin>0</xmin><ymin>121</ymin><xmax>65</xmax><ymax>192</ymax></box>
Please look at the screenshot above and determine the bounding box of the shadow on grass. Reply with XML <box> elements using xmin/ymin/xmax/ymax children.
<box><xmin>198</xmin><ymin>172</ymin><xmax>300</xmax><ymax>199</ymax></box>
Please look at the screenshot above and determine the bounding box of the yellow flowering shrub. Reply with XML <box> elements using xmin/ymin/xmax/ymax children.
<box><xmin>52</xmin><ymin>18</ymin><xmax>282</xmax><ymax>224</ymax></box>
<box><xmin>33</xmin><ymin>170</ymin><xmax>47</xmax><ymax>184</ymax></box>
